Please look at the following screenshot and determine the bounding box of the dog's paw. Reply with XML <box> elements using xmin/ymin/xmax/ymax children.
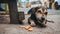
<box><xmin>49</xmin><ymin>21</ymin><xmax>54</xmax><ymax>23</ymax></box>
<box><xmin>51</xmin><ymin>21</ymin><xmax>54</xmax><ymax>23</ymax></box>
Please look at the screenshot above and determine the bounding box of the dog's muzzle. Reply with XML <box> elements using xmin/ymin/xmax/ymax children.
<box><xmin>41</xmin><ymin>16</ymin><xmax>45</xmax><ymax>21</ymax></box>
<box><xmin>37</xmin><ymin>16</ymin><xmax>46</xmax><ymax>23</ymax></box>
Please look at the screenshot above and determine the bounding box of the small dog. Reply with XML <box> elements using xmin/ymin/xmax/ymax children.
<box><xmin>28</xmin><ymin>6</ymin><xmax>54</xmax><ymax>27</ymax></box>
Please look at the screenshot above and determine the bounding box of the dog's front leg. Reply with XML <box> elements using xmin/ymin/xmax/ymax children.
<box><xmin>28</xmin><ymin>19</ymin><xmax>36</xmax><ymax>27</ymax></box>
<box><xmin>46</xmin><ymin>20</ymin><xmax>54</xmax><ymax>23</ymax></box>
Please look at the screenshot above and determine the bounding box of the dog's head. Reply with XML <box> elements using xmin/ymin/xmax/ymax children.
<box><xmin>35</xmin><ymin>7</ymin><xmax>48</xmax><ymax>23</ymax></box>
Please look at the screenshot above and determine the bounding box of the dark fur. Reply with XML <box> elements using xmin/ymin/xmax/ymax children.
<box><xmin>28</xmin><ymin>7</ymin><xmax>47</xmax><ymax>27</ymax></box>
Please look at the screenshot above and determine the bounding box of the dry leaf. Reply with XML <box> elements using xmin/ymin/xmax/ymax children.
<box><xmin>25</xmin><ymin>25</ymin><xmax>31</xmax><ymax>30</ymax></box>
<box><xmin>28</xmin><ymin>27</ymin><xmax>33</xmax><ymax>31</ymax></box>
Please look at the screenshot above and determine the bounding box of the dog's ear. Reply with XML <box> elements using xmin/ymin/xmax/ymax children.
<box><xmin>28</xmin><ymin>7</ymin><xmax>36</xmax><ymax>14</ymax></box>
<box><xmin>34</xmin><ymin>7</ymin><xmax>41</xmax><ymax>13</ymax></box>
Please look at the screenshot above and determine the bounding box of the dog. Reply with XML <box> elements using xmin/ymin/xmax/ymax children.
<box><xmin>28</xmin><ymin>6</ymin><xmax>54</xmax><ymax>27</ymax></box>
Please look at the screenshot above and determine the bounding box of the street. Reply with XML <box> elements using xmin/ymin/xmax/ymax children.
<box><xmin>0</xmin><ymin>9</ymin><xmax>60</xmax><ymax>34</ymax></box>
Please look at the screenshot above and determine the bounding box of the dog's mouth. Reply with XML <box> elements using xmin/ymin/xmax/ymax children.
<box><xmin>38</xmin><ymin>16</ymin><xmax>46</xmax><ymax>21</ymax></box>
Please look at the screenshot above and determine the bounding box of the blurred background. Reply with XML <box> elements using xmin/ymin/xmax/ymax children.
<box><xmin>0</xmin><ymin>0</ymin><xmax>60</xmax><ymax>14</ymax></box>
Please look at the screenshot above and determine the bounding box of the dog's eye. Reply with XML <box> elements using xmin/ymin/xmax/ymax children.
<box><xmin>37</xmin><ymin>10</ymin><xmax>42</xmax><ymax>13</ymax></box>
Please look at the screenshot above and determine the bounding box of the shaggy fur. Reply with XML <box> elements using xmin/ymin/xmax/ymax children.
<box><xmin>28</xmin><ymin>6</ymin><xmax>48</xmax><ymax>27</ymax></box>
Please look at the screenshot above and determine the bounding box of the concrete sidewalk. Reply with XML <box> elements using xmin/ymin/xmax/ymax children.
<box><xmin>0</xmin><ymin>15</ymin><xmax>60</xmax><ymax>34</ymax></box>
<box><xmin>0</xmin><ymin>9</ymin><xmax>60</xmax><ymax>34</ymax></box>
<box><xmin>0</xmin><ymin>24</ymin><xmax>55</xmax><ymax>34</ymax></box>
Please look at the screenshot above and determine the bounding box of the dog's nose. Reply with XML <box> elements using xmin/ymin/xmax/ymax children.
<box><xmin>41</xmin><ymin>17</ymin><xmax>45</xmax><ymax>20</ymax></box>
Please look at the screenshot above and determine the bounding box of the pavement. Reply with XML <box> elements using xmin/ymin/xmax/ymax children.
<box><xmin>0</xmin><ymin>9</ymin><xmax>60</xmax><ymax>34</ymax></box>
